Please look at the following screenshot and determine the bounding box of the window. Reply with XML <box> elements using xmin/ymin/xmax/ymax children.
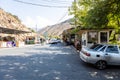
<box><xmin>100</xmin><ymin>32</ymin><xmax>108</xmax><ymax>43</ymax></box>
<box><xmin>106</xmin><ymin>46</ymin><xmax>119</xmax><ymax>53</ymax></box>
<box><xmin>90</xmin><ymin>44</ymin><xmax>100</xmax><ymax>49</ymax></box>
<box><xmin>100</xmin><ymin>46</ymin><xmax>106</xmax><ymax>52</ymax></box>
<box><xmin>88</xmin><ymin>31</ymin><xmax>98</xmax><ymax>43</ymax></box>
<box><xmin>90</xmin><ymin>44</ymin><xmax>104</xmax><ymax>51</ymax></box>
<box><xmin>93</xmin><ymin>45</ymin><xmax>104</xmax><ymax>51</ymax></box>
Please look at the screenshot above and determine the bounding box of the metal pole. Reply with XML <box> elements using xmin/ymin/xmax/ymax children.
<box><xmin>0</xmin><ymin>29</ymin><xmax>3</xmax><ymax>41</ymax></box>
<box><xmin>36</xmin><ymin>24</ymin><xmax>37</xmax><ymax>32</ymax></box>
<box><xmin>74</xmin><ymin>0</ymin><xmax>77</xmax><ymax>28</ymax></box>
<box><xmin>36</xmin><ymin>25</ymin><xmax>38</xmax><ymax>44</ymax></box>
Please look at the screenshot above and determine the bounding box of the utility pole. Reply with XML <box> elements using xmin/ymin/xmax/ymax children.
<box><xmin>36</xmin><ymin>24</ymin><xmax>38</xmax><ymax>44</ymax></box>
<box><xmin>36</xmin><ymin>24</ymin><xmax>38</xmax><ymax>33</ymax></box>
<box><xmin>74</xmin><ymin>0</ymin><xmax>78</xmax><ymax>41</ymax></box>
<box><xmin>74</xmin><ymin>0</ymin><xmax>77</xmax><ymax>28</ymax></box>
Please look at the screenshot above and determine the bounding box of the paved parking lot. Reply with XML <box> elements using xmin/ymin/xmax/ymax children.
<box><xmin>0</xmin><ymin>43</ymin><xmax>120</xmax><ymax>80</ymax></box>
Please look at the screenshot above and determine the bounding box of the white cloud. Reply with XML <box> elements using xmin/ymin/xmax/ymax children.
<box><xmin>22</xmin><ymin>16</ymin><xmax>55</xmax><ymax>30</ymax></box>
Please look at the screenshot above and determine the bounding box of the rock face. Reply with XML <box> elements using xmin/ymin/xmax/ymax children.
<box><xmin>0</xmin><ymin>8</ymin><xmax>30</xmax><ymax>32</ymax></box>
<box><xmin>38</xmin><ymin>19</ymin><xmax>73</xmax><ymax>37</ymax></box>
<box><xmin>0</xmin><ymin>8</ymin><xmax>35</xmax><ymax>42</ymax></box>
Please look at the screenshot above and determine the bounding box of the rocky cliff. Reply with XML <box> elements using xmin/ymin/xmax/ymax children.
<box><xmin>0</xmin><ymin>8</ymin><xmax>31</xmax><ymax>32</ymax></box>
<box><xmin>0</xmin><ymin>8</ymin><xmax>35</xmax><ymax>41</ymax></box>
<box><xmin>38</xmin><ymin>19</ymin><xmax>73</xmax><ymax>37</ymax></box>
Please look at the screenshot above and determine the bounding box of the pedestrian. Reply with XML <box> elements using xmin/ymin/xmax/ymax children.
<box><xmin>12</xmin><ymin>40</ymin><xmax>16</xmax><ymax>47</ymax></box>
<box><xmin>75</xmin><ymin>39</ymin><xmax>81</xmax><ymax>51</ymax></box>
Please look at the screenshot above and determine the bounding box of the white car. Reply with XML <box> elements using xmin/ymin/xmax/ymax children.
<box><xmin>48</xmin><ymin>39</ymin><xmax>61</xmax><ymax>44</ymax></box>
<box><xmin>80</xmin><ymin>44</ymin><xmax>120</xmax><ymax>69</ymax></box>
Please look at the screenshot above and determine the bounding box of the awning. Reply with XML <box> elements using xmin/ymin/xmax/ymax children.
<box><xmin>0</xmin><ymin>27</ymin><xmax>31</xmax><ymax>34</ymax></box>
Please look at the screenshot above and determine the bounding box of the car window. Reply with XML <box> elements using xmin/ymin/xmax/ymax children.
<box><xmin>90</xmin><ymin>44</ymin><xmax>100</xmax><ymax>49</ymax></box>
<box><xmin>106</xmin><ymin>46</ymin><xmax>119</xmax><ymax>53</ymax></box>
<box><xmin>99</xmin><ymin>46</ymin><xmax>106</xmax><ymax>52</ymax></box>
<box><xmin>93</xmin><ymin>45</ymin><xmax>104</xmax><ymax>51</ymax></box>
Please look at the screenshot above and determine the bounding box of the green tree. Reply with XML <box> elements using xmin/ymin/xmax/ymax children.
<box><xmin>69</xmin><ymin>0</ymin><xmax>101</xmax><ymax>28</ymax></box>
<box><xmin>85</xmin><ymin>0</ymin><xmax>120</xmax><ymax>29</ymax></box>
<box><xmin>69</xmin><ymin>0</ymin><xmax>120</xmax><ymax>30</ymax></box>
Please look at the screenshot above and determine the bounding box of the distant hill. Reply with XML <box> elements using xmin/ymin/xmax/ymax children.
<box><xmin>38</xmin><ymin>19</ymin><xmax>73</xmax><ymax>37</ymax></box>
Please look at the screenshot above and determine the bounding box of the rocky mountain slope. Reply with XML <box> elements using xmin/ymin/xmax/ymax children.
<box><xmin>0</xmin><ymin>8</ymin><xmax>35</xmax><ymax>42</ymax></box>
<box><xmin>38</xmin><ymin>19</ymin><xmax>73</xmax><ymax>37</ymax></box>
<box><xmin>0</xmin><ymin>8</ymin><xmax>31</xmax><ymax>32</ymax></box>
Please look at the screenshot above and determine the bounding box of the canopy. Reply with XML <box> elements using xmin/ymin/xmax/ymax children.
<box><xmin>0</xmin><ymin>27</ymin><xmax>31</xmax><ymax>34</ymax></box>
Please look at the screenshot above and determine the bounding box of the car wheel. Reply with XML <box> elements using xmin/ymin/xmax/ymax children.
<box><xmin>95</xmin><ymin>60</ymin><xmax>107</xmax><ymax>70</ymax></box>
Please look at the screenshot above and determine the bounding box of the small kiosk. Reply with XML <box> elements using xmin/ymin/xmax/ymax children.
<box><xmin>77</xmin><ymin>29</ymin><xmax>113</xmax><ymax>48</ymax></box>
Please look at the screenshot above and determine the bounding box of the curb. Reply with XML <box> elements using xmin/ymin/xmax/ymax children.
<box><xmin>70</xmin><ymin>45</ymin><xmax>80</xmax><ymax>54</ymax></box>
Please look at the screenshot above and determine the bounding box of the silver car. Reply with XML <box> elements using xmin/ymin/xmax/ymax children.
<box><xmin>80</xmin><ymin>44</ymin><xmax>120</xmax><ymax>69</ymax></box>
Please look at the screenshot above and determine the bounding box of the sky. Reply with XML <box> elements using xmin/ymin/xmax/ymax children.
<box><xmin>0</xmin><ymin>0</ymin><xmax>74</xmax><ymax>30</ymax></box>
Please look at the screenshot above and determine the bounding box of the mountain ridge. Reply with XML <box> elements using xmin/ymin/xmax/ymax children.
<box><xmin>38</xmin><ymin>19</ymin><xmax>73</xmax><ymax>37</ymax></box>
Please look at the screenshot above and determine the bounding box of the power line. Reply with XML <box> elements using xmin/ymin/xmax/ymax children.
<box><xmin>40</xmin><ymin>0</ymin><xmax>72</xmax><ymax>4</ymax></box>
<box><xmin>54</xmin><ymin>0</ymin><xmax>73</xmax><ymax>2</ymax></box>
<box><xmin>13</xmin><ymin>0</ymin><xmax>69</xmax><ymax>8</ymax></box>
<box><xmin>57</xmin><ymin>11</ymin><xmax>68</xmax><ymax>23</ymax></box>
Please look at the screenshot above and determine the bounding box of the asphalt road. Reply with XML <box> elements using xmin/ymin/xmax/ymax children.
<box><xmin>0</xmin><ymin>43</ymin><xmax>120</xmax><ymax>80</ymax></box>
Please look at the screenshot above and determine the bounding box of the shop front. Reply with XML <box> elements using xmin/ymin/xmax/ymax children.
<box><xmin>0</xmin><ymin>27</ymin><xmax>31</xmax><ymax>48</ymax></box>
<box><xmin>77</xmin><ymin>29</ymin><xmax>112</xmax><ymax>48</ymax></box>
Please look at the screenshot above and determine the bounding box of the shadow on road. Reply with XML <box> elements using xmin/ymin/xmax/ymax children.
<box><xmin>0</xmin><ymin>53</ymin><xmax>81</xmax><ymax>80</ymax></box>
<box><xmin>0</xmin><ymin>43</ymin><xmax>120</xmax><ymax>80</ymax></box>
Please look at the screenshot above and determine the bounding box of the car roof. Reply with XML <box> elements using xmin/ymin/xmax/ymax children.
<box><xmin>98</xmin><ymin>43</ymin><xmax>119</xmax><ymax>46</ymax></box>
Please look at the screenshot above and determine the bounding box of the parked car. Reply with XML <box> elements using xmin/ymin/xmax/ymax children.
<box><xmin>80</xmin><ymin>44</ymin><xmax>120</xmax><ymax>70</ymax></box>
<box><xmin>48</xmin><ymin>38</ymin><xmax>61</xmax><ymax>44</ymax></box>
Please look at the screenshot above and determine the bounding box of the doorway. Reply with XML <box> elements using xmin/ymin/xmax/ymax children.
<box><xmin>100</xmin><ymin>32</ymin><xmax>108</xmax><ymax>43</ymax></box>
